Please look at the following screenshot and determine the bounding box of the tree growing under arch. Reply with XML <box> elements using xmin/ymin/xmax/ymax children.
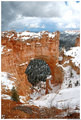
<box><xmin>25</xmin><ymin>59</ymin><xmax>51</xmax><ymax>86</ymax></box>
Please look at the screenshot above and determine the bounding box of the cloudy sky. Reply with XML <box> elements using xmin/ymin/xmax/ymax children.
<box><xmin>1</xmin><ymin>1</ymin><xmax>80</xmax><ymax>32</ymax></box>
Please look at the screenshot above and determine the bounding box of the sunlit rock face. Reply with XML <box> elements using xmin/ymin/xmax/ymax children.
<box><xmin>25</xmin><ymin>59</ymin><xmax>51</xmax><ymax>86</ymax></box>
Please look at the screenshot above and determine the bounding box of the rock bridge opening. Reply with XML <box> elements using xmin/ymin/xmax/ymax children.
<box><xmin>25</xmin><ymin>58</ymin><xmax>52</xmax><ymax>86</ymax></box>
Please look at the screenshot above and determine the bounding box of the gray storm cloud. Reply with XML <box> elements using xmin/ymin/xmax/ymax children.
<box><xmin>1</xmin><ymin>1</ymin><xmax>64</xmax><ymax>31</ymax></box>
<box><xmin>1</xmin><ymin>1</ymin><xmax>80</xmax><ymax>31</ymax></box>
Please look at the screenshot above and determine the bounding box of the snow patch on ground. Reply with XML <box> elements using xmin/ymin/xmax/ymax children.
<box><xmin>30</xmin><ymin>87</ymin><xmax>80</xmax><ymax>110</ymax></box>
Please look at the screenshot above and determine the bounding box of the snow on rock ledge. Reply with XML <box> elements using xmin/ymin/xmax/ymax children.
<box><xmin>17</xmin><ymin>31</ymin><xmax>56</xmax><ymax>40</ymax></box>
<box><xmin>19</xmin><ymin>61</ymin><xmax>28</xmax><ymax>66</ymax></box>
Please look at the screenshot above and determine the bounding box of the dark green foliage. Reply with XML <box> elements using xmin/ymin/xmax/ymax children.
<box><xmin>25</xmin><ymin>59</ymin><xmax>51</xmax><ymax>86</ymax></box>
<box><xmin>11</xmin><ymin>87</ymin><xmax>20</xmax><ymax>102</ymax></box>
<box><xmin>75</xmin><ymin>81</ymin><xmax>79</xmax><ymax>86</ymax></box>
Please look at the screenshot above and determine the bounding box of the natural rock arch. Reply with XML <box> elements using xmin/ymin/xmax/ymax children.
<box><xmin>1</xmin><ymin>31</ymin><xmax>63</xmax><ymax>96</ymax></box>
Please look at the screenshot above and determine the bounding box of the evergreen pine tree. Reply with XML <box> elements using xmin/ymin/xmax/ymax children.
<box><xmin>11</xmin><ymin>86</ymin><xmax>20</xmax><ymax>102</ymax></box>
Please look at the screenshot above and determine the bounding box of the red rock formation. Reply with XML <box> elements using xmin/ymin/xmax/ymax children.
<box><xmin>1</xmin><ymin>30</ymin><xmax>60</xmax><ymax>99</ymax></box>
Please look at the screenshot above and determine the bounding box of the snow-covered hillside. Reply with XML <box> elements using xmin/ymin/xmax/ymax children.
<box><xmin>30</xmin><ymin>87</ymin><xmax>80</xmax><ymax>110</ymax></box>
<box><xmin>61</xmin><ymin>66</ymin><xmax>80</xmax><ymax>89</ymax></box>
<box><xmin>64</xmin><ymin>47</ymin><xmax>80</xmax><ymax>68</ymax></box>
